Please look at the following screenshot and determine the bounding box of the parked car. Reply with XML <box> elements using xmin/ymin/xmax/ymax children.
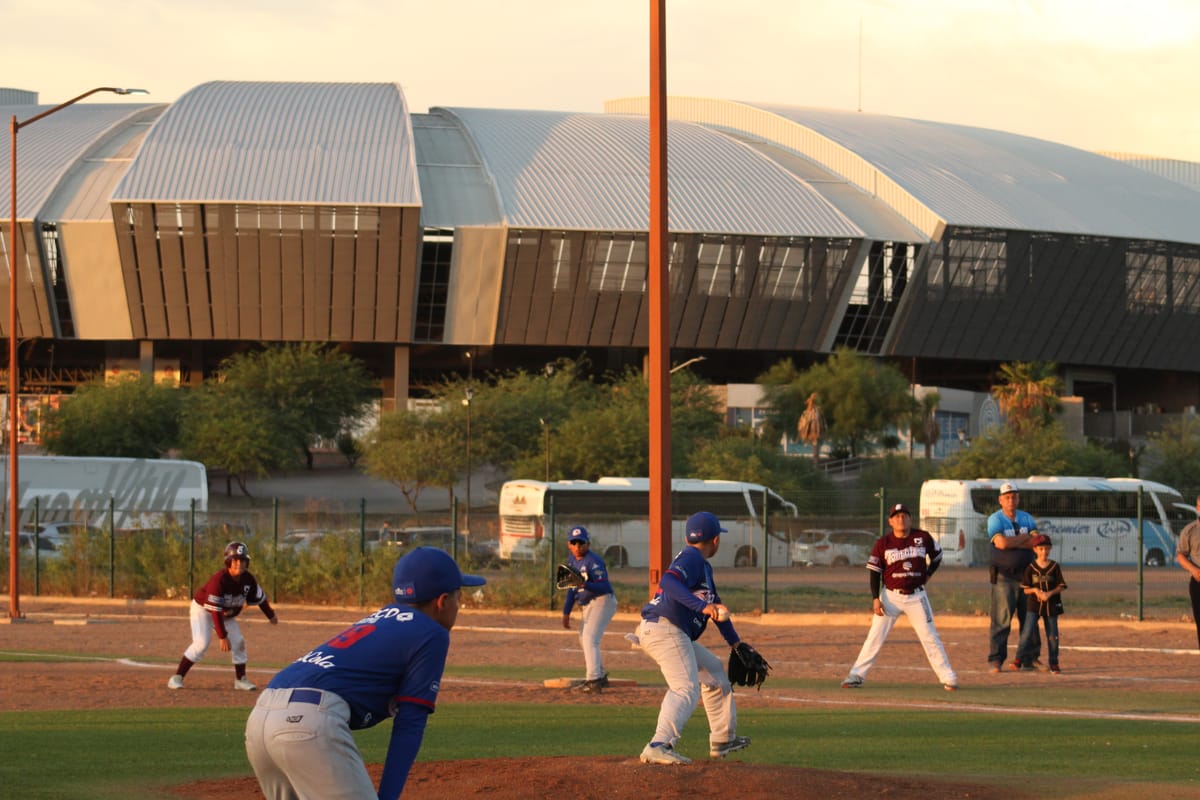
<box><xmin>18</xmin><ymin>522</ymin><xmax>102</xmax><ymax>559</ymax></box>
<box><xmin>790</xmin><ymin>529</ymin><xmax>877</xmax><ymax>567</ymax></box>
<box><xmin>375</xmin><ymin>526</ymin><xmax>499</xmax><ymax>565</ymax></box>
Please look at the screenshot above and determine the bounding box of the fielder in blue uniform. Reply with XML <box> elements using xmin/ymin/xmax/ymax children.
<box><xmin>561</xmin><ymin>525</ymin><xmax>617</xmax><ymax>692</ymax></box>
<box><xmin>634</xmin><ymin>511</ymin><xmax>750</xmax><ymax>765</ymax></box>
<box><xmin>245</xmin><ymin>547</ymin><xmax>485</xmax><ymax>800</ymax></box>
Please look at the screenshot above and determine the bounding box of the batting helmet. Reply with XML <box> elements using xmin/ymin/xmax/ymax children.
<box><xmin>224</xmin><ymin>541</ymin><xmax>250</xmax><ymax>566</ymax></box>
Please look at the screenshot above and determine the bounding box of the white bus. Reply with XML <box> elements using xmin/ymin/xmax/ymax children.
<box><xmin>0</xmin><ymin>455</ymin><xmax>208</xmax><ymax>530</ymax></box>
<box><xmin>919</xmin><ymin>476</ymin><xmax>1197</xmax><ymax>567</ymax></box>
<box><xmin>497</xmin><ymin>477</ymin><xmax>797</xmax><ymax>568</ymax></box>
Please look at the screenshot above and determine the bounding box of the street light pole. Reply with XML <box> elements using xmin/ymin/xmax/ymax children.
<box><xmin>8</xmin><ymin>86</ymin><xmax>147</xmax><ymax>620</ymax></box>
<box><xmin>539</xmin><ymin>418</ymin><xmax>550</xmax><ymax>482</ymax></box>
<box><xmin>463</xmin><ymin>349</ymin><xmax>473</xmax><ymax>536</ymax></box>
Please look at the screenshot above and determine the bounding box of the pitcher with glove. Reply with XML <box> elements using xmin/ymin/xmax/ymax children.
<box><xmin>634</xmin><ymin>511</ymin><xmax>765</xmax><ymax>766</ymax></box>
<box><xmin>558</xmin><ymin>527</ymin><xmax>617</xmax><ymax>692</ymax></box>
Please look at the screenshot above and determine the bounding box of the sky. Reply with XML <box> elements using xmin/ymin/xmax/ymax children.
<box><xmin>4</xmin><ymin>0</ymin><xmax>1200</xmax><ymax>162</ymax></box>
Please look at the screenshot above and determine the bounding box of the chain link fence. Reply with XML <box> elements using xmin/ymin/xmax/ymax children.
<box><xmin>2</xmin><ymin>488</ymin><xmax>1192</xmax><ymax>621</ymax></box>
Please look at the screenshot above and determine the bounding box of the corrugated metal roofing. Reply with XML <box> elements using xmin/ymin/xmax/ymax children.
<box><xmin>113</xmin><ymin>81</ymin><xmax>420</xmax><ymax>206</ymax></box>
<box><xmin>1</xmin><ymin>103</ymin><xmax>163</xmax><ymax>220</ymax></box>
<box><xmin>411</xmin><ymin>111</ymin><xmax>503</xmax><ymax>228</ymax></box>
<box><xmin>731</xmin><ymin>135</ymin><xmax>925</xmax><ymax>243</ymax></box>
<box><xmin>1100</xmin><ymin>153</ymin><xmax>1200</xmax><ymax>192</ymax></box>
<box><xmin>43</xmin><ymin>110</ymin><xmax>164</xmax><ymax>222</ymax></box>
<box><xmin>440</xmin><ymin>107</ymin><xmax>863</xmax><ymax>237</ymax></box>
<box><xmin>752</xmin><ymin>103</ymin><xmax>1200</xmax><ymax>244</ymax></box>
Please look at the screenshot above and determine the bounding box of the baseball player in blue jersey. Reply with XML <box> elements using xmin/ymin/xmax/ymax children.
<box><xmin>244</xmin><ymin>547</ymin><xmax>485</xmax><ymax>800</ymax></box>
<box><xmin>561</xmin><ymin>525</ymin><xmax>617</xmax><ymax>692</ymax></box>
<box><xmin>634</xmin><ymin>511</ymin><xmax>750</xmax><ymax>765</ymax></box>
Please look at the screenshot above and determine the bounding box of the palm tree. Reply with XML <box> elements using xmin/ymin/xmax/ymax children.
<box><xmin>797</xmin><ymin>393</ymin><xmax>826</xmax><ymax>466</ymax></box>
<box><xmin>992</xmin><ymin>361</ymin><xmax>1062</xmax><ymax>434</ymax></box>
<box><xmin>909</xmin><ymin>392</ymin><xmax>941</xmax><ymax>460</ymax></box>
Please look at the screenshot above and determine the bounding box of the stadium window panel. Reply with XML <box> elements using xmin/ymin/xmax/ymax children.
<box><xmin>757</xmin><ymin>239</ymin><xmax>808</xmax><ymax>301</ymax></box>
<box><xmin>415</xmin><ymin>231</ymin><xmax>452</xmax><ymax>341</ymax></box>
<box><xmin>944</xmin><ymin>231</ymin><xmax>1006</xmax><ymax>298</ymax></box>
<box><xmin>1172</xmin><ymin>251</ymin><xmax>1200</xmax><ymax>313</ymax></box>
<box><xmin>585</xmin><ymin>233</ymin><xmax>645</xmax><ymax>292</ymax></box>
<box><xmin>1125</xmin><ymin>246</ymin><xmax>1168</xmax><ymax>313</ymax></box>
<box><xmin>696</xmin><ymin>235</ymin><xmax>745</xmax><ymax>297</ymax></box>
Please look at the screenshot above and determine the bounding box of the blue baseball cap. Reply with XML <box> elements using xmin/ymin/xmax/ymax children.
<box><xmin>685</xmin><ymin>511</ymin><xmax>727</xmax><ymax>544</ymax></box>
<box><xmin>392</xmin><ymin>547</ymin><xmax>486</xmax><ymax>604</ymax></box>
<box><xmin>568</xmin><ymin>526</ymin><xmax>590</xmax><ymax>543</ymax></box>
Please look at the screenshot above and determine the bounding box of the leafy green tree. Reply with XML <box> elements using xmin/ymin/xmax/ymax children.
<box><xmin>361</xmin><ymin>409</ymin><xmax>462</xmax><ymax>511</ymax></box>
<box><xmin>540</xmin><ymin>367</ymin><xmax>723</xmax><ymax>481</ymax></box>
<box><xmin>42</xmin><ymin>376</ymin><xmax>182</xmax><ymax>458</ymax></box>
<box><xmin>938</xmin><ymin>423</ymin><xmax>1125</xmax><ymax>481</ymax></box>
<box><xmin>1144</xmin><ymin>416</ymin><xmax>1200</xmax><ymax>494</ymax></box>
<box><xmin>760</xmin><ymin>349</ymin><xmax>915</xmax><ymax>458</ymax></box>
<box><xmin>218</xmin><ymin>343</ymin><xmax>375</xmax><ymax>469</ymax></box>
<box><xmin>687</xmin><ymin>430</ymin><xmax>830</xmax><ymax>511</ymax></box>
<box><xmin>179</xmin><ymin>382</ymin><xmax>296</xmax><ymax>495</ymax></box>
<box><xmin>993</xmin><ymin>361</ymin><xmax>1062</xmax><ymax>434</ymax></box>
<box><xmin>444</xmin><ymin>357</ymin><xmax>595</xmax><ymax>474</ymax></box>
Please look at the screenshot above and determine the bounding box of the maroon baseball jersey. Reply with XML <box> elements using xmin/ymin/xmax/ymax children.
<box><xmin>193</xmin><ymin>568</ymin><xmax>274</xmax><ymax>637</ymax></box>
<box><xmin>866</xmin><ymin>528</ymin><xmax>942</xmax><ymax>593</ymax></box>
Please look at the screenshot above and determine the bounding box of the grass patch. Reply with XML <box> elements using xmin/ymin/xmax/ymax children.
<box><xmin>3</xmin><ymin>699</ymin><xmax>1198</xmax><ymax>797</ymax></box>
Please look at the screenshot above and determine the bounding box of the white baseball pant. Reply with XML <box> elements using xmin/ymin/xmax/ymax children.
<box><xmin>245</xmin><ymin>687</ymin><xmax>375</xmax><ymax>800</ymax></box>
<box><xmin>579</xmin><ymin>594</ymin><xmax>617</xmax><ymax>680</ymax></box>
<box><xmin>637</xmin><ymin>617</ymin><xmax>736</xmax><ymax>749</ymax></box>
<box><xmin>846</xmin><ymin>587</ymin><xmax>956</xmax><ymax>686</ymax></box>
<box><xmin>184</xmin><ymin>599</ymin><xmax>248</xmax><ymax>665</ymax></box>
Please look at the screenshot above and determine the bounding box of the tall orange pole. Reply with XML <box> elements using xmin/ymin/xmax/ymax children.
<box><xmin>8</xmin><ymin>87</ymin><xmax>147</xmax><ymax>619</ymax></box>
<box><xmin>7</xmin><ymin>113</ymin><xmax>19</xmax><ymax>619</ymax></box>
<box><xmin>647</xmin><ymin>0</ymin><xmax>671</xmax><ymax>598</ymax></box>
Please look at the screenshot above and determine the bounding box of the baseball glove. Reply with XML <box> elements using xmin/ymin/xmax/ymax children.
<box><xmin>555</xmin><ymin>563</ymin><xmax>585</xmax><ymax>590</ymax></box>
<box><xmin>728</xmin><ymin>642</ymin><xmax>771</xmax><ymax>690</ymax></box>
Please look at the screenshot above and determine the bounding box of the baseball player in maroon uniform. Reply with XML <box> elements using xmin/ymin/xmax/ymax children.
<box><xmin>841</xmin><ymin>504</ymin><xmax>958</xmax><ymax>691</ymax></box>
<box><xmin>167</xmin><ymin>541</ymin><xmax>277</xmax><ymax>691</ymax></box>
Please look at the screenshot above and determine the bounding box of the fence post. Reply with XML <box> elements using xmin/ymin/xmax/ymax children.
<box><xmin>547</xmin><ymin>495</ymin><xmax>557</xmax><ymax>610</ymax></box>
<box><xmin>1137</xmin><ymin>485</ymin><xmax>1145</xmax><ymax>621</ymax></box>
<box><xmin>761</xmin><ymin>488</ymin><xmax>769</xmax><ymax>614</ymax></box>
<box><xmin>32</xmin><ymin>497</ymin><xmax>39</xmax><ymax>596</ymax></box>
<box><xmin>108</xmin><ymin>497</ymin><xmax>115</xmax><ymax>599</ymax></box>
<box><xmin>272</xmin><ymin>498</ymin><xmax>279</xmax><ymax>602</ymax></box>
<box><xmin>188</xmin><ymin>498</ymin><xmax>196</xmax><ymax>599</ymax></box>
<box><xmin>359</xmin><ymin>497</ymin><xmax>367</xmax><ymax>608</ymax></box>
<box><xmin>878</xmin><ymin>487</ymin><xmax>888</xmax><ymax>535</ymax></box>
<box><xmin>451</xmin><ymin>496</ymin><xmax>459</xmax><ymax>562</ymax></box>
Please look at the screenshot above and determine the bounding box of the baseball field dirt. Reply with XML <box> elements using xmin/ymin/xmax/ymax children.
<box><xmin>3</xmin><ymin>596</ymin><xmax>1197</xmax><ymax>799</ymax></box>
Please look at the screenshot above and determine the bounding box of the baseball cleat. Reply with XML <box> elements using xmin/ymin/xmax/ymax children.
<box><xmin>840</xmin><ymin>675</ymin><xmax>863</xmax><ymax>688</ymax></box>
<box><xmin>710</xmin><ymin>735</ymin><xmax>751</xmax><ymax>759</ymax></box>
<box><xmin>167</xmin><ymin>675</ymin><xmax>184</xmax><ymax>690</ymax></box>
<box><xmin>233</xmin><ymin>677</ymin><xmax>257</xmax><ymax>691</ymax></box>
<box><xmin>943</xmin><ymin>684</ymin><xmax>958</xmax><ymax>692</ymax></box>
<box><xmin>639</xmin><ymin>743</ymin><xmax>691</xmax><ymax>765</ymax></box>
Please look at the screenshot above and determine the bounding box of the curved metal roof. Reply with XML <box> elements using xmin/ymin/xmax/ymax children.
<box><xmin>1</xmin><ymin>102</ymin><xmax>163</xmax><ymax>220</ymax></box>
<box><xmin>752</xmin><ymin>102</ymin><xmax>1200</xmax><ymax>245</ymax></box>
<box><xmin>411</xmin><ymin>110</ymin><xmax>503</xmax><ymax>228</ymax></box>
<box><xmin>440</xmin><ymin>107</ymin><xmax>862</xmax><ymax>237</ymax></box>
<box><xmin>113</xmin><ymin>81</ymin><xmax>420</xmax><ymax>205</ymax></box>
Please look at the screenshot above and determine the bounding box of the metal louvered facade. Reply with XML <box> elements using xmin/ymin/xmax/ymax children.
<box><xmin>4</xmin><ymin>83</ymin><xmax>1200</xmax><ymax>420</ymax></box>
<box><xmin>108</xmin><ymin>82</ymin><xmax>422</xmax><ymax>343</ymax></box>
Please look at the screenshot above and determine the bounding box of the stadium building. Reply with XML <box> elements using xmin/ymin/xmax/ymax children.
<box><xmin>4</xmin><ymin>81</ymin><xmax>1200</xmax><ymax>447</ymax></box>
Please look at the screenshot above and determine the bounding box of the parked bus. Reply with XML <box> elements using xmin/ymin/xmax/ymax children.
<box><xmin>0</xmin><ymin>455</ymin><xmax>208</xmax><ymax>531</ymax></box>
<box><xmin>497</xmin><ymin>477</ymin><xmax>797</xmax><ymax>568</ymax></box>
<box><xmin>919</xmin><ymin>476</ymin><xmax>1197</xmax><ymax>567</ymax></box>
